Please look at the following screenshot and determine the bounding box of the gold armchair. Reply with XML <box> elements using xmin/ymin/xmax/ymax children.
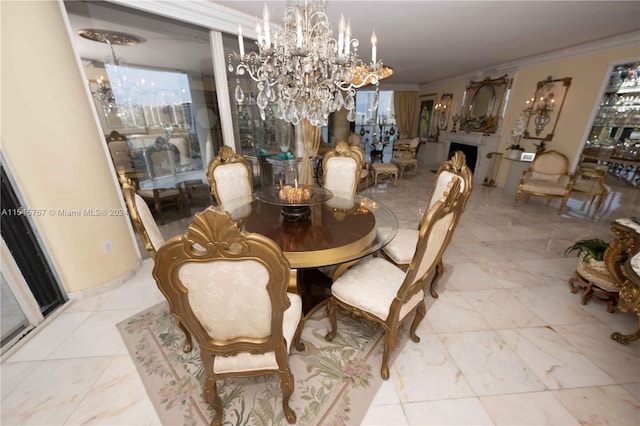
<box><xmin>513</xmin><ymin>149</ymin><xmax>573</xmax><ymax>214</ymax></box>
<box><xmin>152</xmin><ymin>207</ymin><xmax>303</xmax><ymax>425</ymax></box>
<box><xmin>325</xmin><ymin>178</ymin><xmax>463</xmax><ymax>379</ymax></box>
<box><xmin>206</xmin><ymin>145</ymin><xmax>253</xmax><ymax>210</ymax></box>
<box><xmin>391</xmin><ymin>137</ymin><xmax>420</xmax><ymax>177</ymax></box>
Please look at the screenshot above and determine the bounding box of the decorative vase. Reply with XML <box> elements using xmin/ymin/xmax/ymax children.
<box><xmin>507</xmin><ymin>149</ymin><xmax>524</xmax><ymax>160</ymax></box>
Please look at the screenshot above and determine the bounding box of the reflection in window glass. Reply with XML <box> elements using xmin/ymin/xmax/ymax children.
<box><xmin>64</xmin><ymin>0</ymin><xmax>224</xmax><ymax>197</ymax></box>
<box><xmin>355</xmin><ymin>91</ymin><xmax>397</xmax><ymax>162</ymax></box>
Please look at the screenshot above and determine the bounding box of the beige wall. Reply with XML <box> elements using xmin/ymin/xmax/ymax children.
<box><xmin>1</xmin><ymin>1</ymin><xmax>140</xmax><ymax>293</ymax></box>
<box><xmin>419</xmin><ymin>45</ymin><xmax>640</xmax><ymax>186</ymax></box>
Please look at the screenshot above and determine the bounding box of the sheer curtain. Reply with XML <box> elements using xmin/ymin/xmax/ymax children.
<box><xmin>299</xmin><ymin>118</ymin><xmax>321</xmax><ymax>185</ymax></box>
<box><xmin>394</xmin><ymin>91</ymin><xmax>419</xmax><ymax>139</ymax></box>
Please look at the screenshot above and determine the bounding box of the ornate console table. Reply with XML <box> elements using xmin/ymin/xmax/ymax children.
<box><xmin>605</xmin><ymin>218</ymin><xmax>640</xmax><ymax>344</ymax></box>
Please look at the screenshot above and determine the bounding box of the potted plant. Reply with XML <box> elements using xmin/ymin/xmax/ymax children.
<box><xmin>565</xmin><ymin>238</ymin><xmax>608</xmax><ymax>262</ymax></box>
<box><xmin>506</xmin><ymin>142</ymin><xmax>525</xmax><ymax>160</ymax></box>
<box><xmin>565</xmin><ymin>237</ymin><xmax>618</xmax><ymax>312</ymax></box>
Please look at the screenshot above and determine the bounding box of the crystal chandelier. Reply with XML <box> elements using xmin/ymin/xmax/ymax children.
<box><xmin>78</xmin><ymin>29</ymin><xmax>142</xmax><ymax>116</ymax></box>
<box><xmin>228</xmin><ymin>1</ymin><xmax>391</xmax><ymax>127</ymax></box>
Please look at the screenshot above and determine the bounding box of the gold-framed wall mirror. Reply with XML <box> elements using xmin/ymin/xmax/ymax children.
<box><xmin>460</xmin><ymin>75</ymin><xmax>510</xmax><ymax>135</ymax></box>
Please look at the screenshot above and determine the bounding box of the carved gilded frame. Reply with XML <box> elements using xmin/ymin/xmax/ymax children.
<box><xmin>461</xmin><ymin>75</ymin><xmax>510</xmax><ymax>135</ymax></box>
<box><xmin>322</xmin><ymin>141</ymin><xmax>363</xmax><ymax>197</ymax></box>
<box><xmin>435</xmin><ymin>93</ymin><xmax>453</xmax><ymax>131</ymax></box>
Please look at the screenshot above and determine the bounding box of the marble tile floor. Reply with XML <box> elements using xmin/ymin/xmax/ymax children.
<box><xmin>2</xmin><ymin>166</ymin><xmax>640</xmax><ymax>425</ymax></box>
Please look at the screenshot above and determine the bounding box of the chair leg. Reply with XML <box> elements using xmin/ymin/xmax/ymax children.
<box><xmin>324</xmin><ymin>298</ymin><xmax>338</xmax><ymax>341</ymax></box>
<box><xmin>513</xmin><ymin>191</ymin><xmax>521</xmax><ymax>207</ymax></box>
<box><xmin>279</xmin><ymin>368</ymin><xmax>297</xmax><ymax>424</ymax></box>
<box><xmin>380</xmin><ymin>326</ymin><xmax>397</xmax><ymax>380</ymax></box>
<box><xmin>430</xmin><ymin>260</ymin><xmax>445</xmax><ymax>298</ymax></box>
<box><xmin>558</xmin><ymin>195</ymin><xmax>569</xmax><ymax>214</ymax></box>
<box><xmin>409</xmin><ymin>301</ymin><xmax>426</xmax><ymax>342</ymax></box>
<box><xmin>177</xmin><ymin>320</ymin><xmax>193</xmax><ymax>352</ymax></box>
<box><xmin>201</xmin><ymin>352</ymin><xmax>223</xmax><ymax>426</ymax></box>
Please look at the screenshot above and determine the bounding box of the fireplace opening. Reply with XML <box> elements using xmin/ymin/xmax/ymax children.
<box><xmin>448</xmin><ymin>142</ymin><xmax>478</xmax><ymax>173</ymax></box>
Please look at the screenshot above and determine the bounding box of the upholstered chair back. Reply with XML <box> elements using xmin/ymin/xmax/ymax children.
<box><xmin>531</xmin><ymin>150</ymin><xmax>569</xmax><ymax>175</ymax></box>
<box><xmin>322</xmin><ymin>141</ymin><xmax>362</xmax><ymax>198</ymax></box>
<box><xmin>429</xmin><ymin>150</ymin><xmax>473</xmax><ymax>211</ymax></box>
<box><xmin>207</xmin><ymin>146</ymin><xmax>253</xmax><ymax>208</ymax></box>
<box><xmin>145</xmin><ymin>137</ymin><xmax>180</xmax><ymax>178</ymax></box>
<box><xmin>117</xmin><ymin>167</ymin><xmax>165</xmax><ymax>258</ymax></box>
<box><xmin>399</xmin><ymin>178</ymin><xmax>462</xmax><ymax>302</ymax></box>
<box><xmin>168</xmin><ymin>136</ymin><xmax>190</xmax><ymax>165</ymax></box>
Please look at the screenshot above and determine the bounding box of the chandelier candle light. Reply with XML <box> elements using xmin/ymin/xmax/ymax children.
<box><xmin>228</xmin><ymin>1</ymin><xmax>391</xmax><ymax>127</ymax></box>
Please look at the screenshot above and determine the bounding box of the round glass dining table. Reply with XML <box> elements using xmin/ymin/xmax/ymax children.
<box><xmin>231</xmin><ymin>193</ymin><xmax>398</xmax><ymax>312</ymax></box>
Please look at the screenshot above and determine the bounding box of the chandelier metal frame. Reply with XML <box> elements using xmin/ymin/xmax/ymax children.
<box><xmin>227</xmin><ymin>1</ymin><xmax>391</xmax><ymax>127</ymax></box>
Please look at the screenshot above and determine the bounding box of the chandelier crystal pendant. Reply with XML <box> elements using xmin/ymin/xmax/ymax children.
<box><xmin>228</xmin><ymin>2</ymin><xmax>390</xmax><ymax>127</ymax></box>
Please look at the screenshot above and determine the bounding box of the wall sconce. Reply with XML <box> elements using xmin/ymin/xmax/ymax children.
<box><xmin>523</xmin><ymin>75</ymin><xmax>572</xmax><ymax>142</ymax></box>
<box><xmin>434</xmin><ymin>93</ymin><xmax>453</xmax><ymax>130</ymax></box>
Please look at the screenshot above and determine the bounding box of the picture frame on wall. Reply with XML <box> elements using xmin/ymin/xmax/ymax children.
<box><xmin>417</xmin><ymin>94</ymin><xmax>436</xmax><ymax>141</ymax></box>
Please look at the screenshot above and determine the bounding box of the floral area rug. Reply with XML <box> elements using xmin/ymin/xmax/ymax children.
<box><xmin>117</xmin><ymin>301</ymin><xmax>409</xmax><ymax>426</ymax></box>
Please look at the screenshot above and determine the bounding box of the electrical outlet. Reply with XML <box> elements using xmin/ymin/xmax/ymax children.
<box><xmin>103</xmin><ymin>240</ymin><xmax>113</xmax><ymax>254</ymax></box>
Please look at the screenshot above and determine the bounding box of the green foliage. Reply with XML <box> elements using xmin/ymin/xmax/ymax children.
<box><xmin>564</xmin><ymin>238</ymin><xmax>608</xmax><ymax>262</ymax></box>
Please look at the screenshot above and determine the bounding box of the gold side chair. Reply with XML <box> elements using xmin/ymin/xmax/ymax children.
<box><xmin>381</xmin><ymin>151</ymin><xmax>473</xmax><ymax>297</ymax></box>
<box><xmin>117</xmin><ymin>166</ymin><xmax>193</xmax><ymax>353</ymax></box>
<box><xmin>513</xmin><ymin>149</ymin><xmax>574</xmax><ymax>214</ymax></box>
<box><xmin>391</xmin><ymin>137</ymin><xmax>420</xmax><ymax>177</ymax></box>
<box><xmin>322</xmin><ymin>141</ymin><xmax>363</xmax><ymax>198</ymax></box>
<box><xmin>570</xmin><ymin>163</ymin><xmax>610</xmax><ymax>212</ymax></box>
<box><xmin>206</xmin><ymin>145</ymin><xmax>253</xmax><ymax>211</ymax></box>
<box><xmin>152</xmin><ymin>207</ymin><xmax>303</xmax><ymax>425</ymax></box>
<box><xmin>325</xmin><ymin>178</ymin><xmax>463</xmax><ymax>379</ymax></box>
<box><xmin>351</xmin><ymin>144</ymin><xmax>371</xmax><ymax>190</ymax></box>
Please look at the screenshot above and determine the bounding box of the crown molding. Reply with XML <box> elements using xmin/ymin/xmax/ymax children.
<box><xmin>423</xmin><ymin>30</ymin><xmax>640</xmax><ymax>87</ymax></box>
<box><xmin>106</xmin><ymin>0</ymin><xmax>274</xmax><ymax>38</ymax></box>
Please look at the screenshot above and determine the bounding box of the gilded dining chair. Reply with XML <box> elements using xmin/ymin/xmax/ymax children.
<box><xmin>152</xmin><ymin>207</ymin><xmax>303</xmax><ymax>425</ymax></box>
<box><xmin>206</xmin><ymin>145</ymin><xmax>253</xmax><ymax>210</ymax></box>
<box><xmin>382</xmin><ymin>151</ymin><xmax>473</xmax><ymax>297</ymax></box>
<box><xmin>513</xmin><ymin>149</ymin><xmax>574</xmax><ymax>214</ymax></box>
<box><xmin>322</xmin><ymin>141</ymin><xmax>363</xmax><ymax>198</ymax></box>
<box><xmin>325</xmin><ymin>178</ymin><xmax>463</xmax><ymax>379</ymax></box>
<box><xmin>351</xmin><ymin>144</ymin><xmax>370</xmax><ymax>190</ymax></box>
<box><xmin>117</xmin><ymin>166</ymin><xmax>193</xmax><ymax>353</ymax></box>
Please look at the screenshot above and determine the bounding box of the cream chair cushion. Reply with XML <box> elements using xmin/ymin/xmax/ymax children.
<box><xmin>331</xmin><ymin>257</ymin><xmax>424</xmax><ymax>321</ymax></box>
<box><xmin>529</xmin><ymin>170</ymin><xmax>561</xmax><ymax>183</ymax></box>
<box><xmin>133</xmin><ymin>193</ymin><xmax>165</xmax><ymax>251</ymax></box>
<box><xmin>521</xmin><ymin>175</ymin><xmax>570</xmax><ymax>195</ymax></box>
<box><xmin>382</xmin><ymin>228</ymin><xmax>418</xmax><ymax>265</ymax></box>
<box><xmin>179</xmin><ymin>260</ymin><xmax>302</xmax><ymax>374</ymax></box>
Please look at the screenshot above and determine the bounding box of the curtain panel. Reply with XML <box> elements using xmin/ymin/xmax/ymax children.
<box><xmin>394</xmin><ymin>91</ymin><xmax>419</xmax><ymax>139</ymax></box>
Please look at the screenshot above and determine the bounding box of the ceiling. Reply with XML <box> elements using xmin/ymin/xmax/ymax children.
<box><xmin>66</xmin><ymin>1</ymin><xmax>640</xmax><ymax>86</ymax></box>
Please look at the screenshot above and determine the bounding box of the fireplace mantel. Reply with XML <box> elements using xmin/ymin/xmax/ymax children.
<box><xmin>444</xmin><ymin>132</ymin><xmax>500</xmax><ymax>183</ymax></box>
